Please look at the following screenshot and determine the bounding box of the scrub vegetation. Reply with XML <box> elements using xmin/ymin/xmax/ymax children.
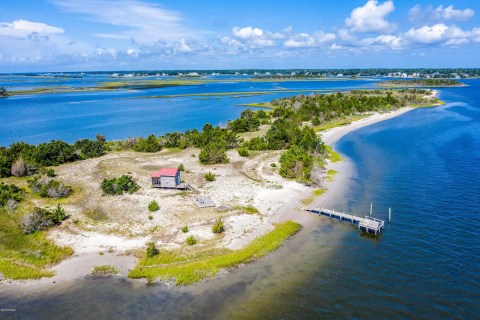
<box><xmin>128</xmin><ymin>221</ymin><xmax>301</xmax><ymax>285</ymax></box>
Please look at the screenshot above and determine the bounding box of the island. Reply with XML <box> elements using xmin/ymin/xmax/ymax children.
<box><xmin>0</xmin><ymin>89</ymin><xmax>442</xmax><ymax>286</ymax></box>
<box><xmin>378</xmin><ymin>79</ymin><xmax>466</xmax><ymax>88</ymax></box>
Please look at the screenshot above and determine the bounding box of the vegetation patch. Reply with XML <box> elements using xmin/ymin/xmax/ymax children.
<box><xmin>236</xmin><ymin>205</ymin><xmax>260</xmax><ymax>214</ymax></box>
<box><xmin>203</xmin><ymin>172</ymin><xmax>216</xmax><ymax>182</ymax></box>
<box><xmin>0</xmin><ymin>207</ymin><xmax>73</xmax><ymax>280</ymax></box>
<box><xmin>325</xmin><ymin>145</ymin><xmax>342</xmax><ymax>163</ymax></box>
<box><xmin>28</xmin><ymin>176</ymin><xmax>72</xmax><ymax>198</ymax></box>
<box><xmin>91</xmin><ymin>265</ymin><xmax>120</xmax><ymax>277</ymax></box>
<box><xmin>101</xmin><ymin>175</ymin><xmax>140</xmax><ymax>195</ymax></box>
<box><xmin>378</xmin><ymin>79</ymin><xmax>465</xmax><ymax>88</ymax></box>
<box><xmin>212</xmin><ymin>218</ymin><xmax>225</xmax><ymax>234</ymax></box>
<box><xmin>128</xmin><ymin>221</ymin><xmax>301</xmax><ymax>285</ymax></box>
<box><xmin>313</xmin><ymin>114</ymin><xmax>371</xmax><ymax>131</ymax></box>
<box><xmin>326</xmin><ymin>169</ymin><xmax>338</xmax><ymax>182</ymax></box>
<box><xmin>148</xmin><ymin>200</ymin><xmax>160</xmax><ymax>212</ymax></box>
<box><xmin>301</xmin><ymin>188</ymin><xmax>327</xmax><ymax>205</ymax></box>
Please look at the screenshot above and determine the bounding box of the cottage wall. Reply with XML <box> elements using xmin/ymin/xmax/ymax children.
<box><xmin>160</xmin><ymin>176</ymin><xmax>177</xmax><ymax>188</ymax></box>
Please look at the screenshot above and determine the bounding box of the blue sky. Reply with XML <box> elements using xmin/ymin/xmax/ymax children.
<box><xmin>1</xmin><ymin>0</ymin><xmax>480</xmax><ymax>72</ymax></box>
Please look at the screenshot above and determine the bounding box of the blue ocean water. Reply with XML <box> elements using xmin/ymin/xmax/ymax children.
<box><xmin>0</xmin><ymin>75</ymin><xmax>376</xmax><ymax>146</ymax></box>
<box><xmin>0</xmin><ymin>78</ymin><xmax>479</xmax><ymax>319</ymax></box>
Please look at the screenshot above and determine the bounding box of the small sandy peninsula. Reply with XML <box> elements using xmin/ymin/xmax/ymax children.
<box><xmin>1</xmin><ymin>93</ymin><xmax>438</xmax><ymax>288</ymax></box>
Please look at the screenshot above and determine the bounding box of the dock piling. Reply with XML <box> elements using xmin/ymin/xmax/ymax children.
<box><xmin>370</xmin><ymin>203</ymin><xmax>373</xmax><ymax>216</ymax></box>
<box><xmin>388</xmin><ymin>207</ymin><xmax>392</xmax><ymax>222</ymax></box>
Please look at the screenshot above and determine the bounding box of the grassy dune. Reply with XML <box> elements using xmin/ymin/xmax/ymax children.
<box><xmin>128</xmin><ymin>221</ymin><xmax>301</xmax><ymax>285</ymax></box>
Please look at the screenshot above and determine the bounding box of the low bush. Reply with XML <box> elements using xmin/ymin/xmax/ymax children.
<box><xmin>148</xmin><ymin>200</ymin><xmax>160</xmax><ymax>212</ymax></box>
<box><xmin>186</xmin><ymin>235</ymin><xmax>197</xmax><ymax>246</ymax></box>
<box><xmin>204</xmin><ymin>172</ymin><xmax>216</xmax><ymax>181</ymax></box>
<box><xmin>20</xmin><ymin>205</ymin><xmax>67</xmax><ymax>234</ymax></box>
<box><xmin>134</xmin><ymin>134</ymin><xmax>162</xmax><ymax>153</ymax></box>
<box><xmin>178</xmin><ymin>163</ymin><xmax>185</xmax><ymax>171</ymax></box>
<box><xmin>237</xmin><ymin>147</ymin><xmax>249</xmax><ymax>157</ymax></box>
<box><xmin>212</xmin><ymin>218</ymin><xmax>225</xmax><ymax>234</ymax></box>
<box><xmin>181</xmin><ymin>225</ymin><xmax>189</xmax><ymax>233</ymax></box>
<box><xmin>146</xmin><ymin>242</ymin><xmax>159</xmax><ymax>257</ymax></box>
<box><xmin>28</xmin><ymin>176</ymin><xmax>72</xmax><ymax>198</ymax></box>
<box><xmin>0</xmin><ymin>183</ymin><xmax>24</xmax><ymax>207</ymax></box>
<box><xmin>101</xmin><ymin>175</ymin><xmax>140</xmax><ymax>195</ymax></box>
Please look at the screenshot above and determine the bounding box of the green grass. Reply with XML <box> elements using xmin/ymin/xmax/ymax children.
<box><xmin>128</xmin><ymin>221</ymin><xmax>301</xmax><ymax>285</ymax></box>
<box><xmin>0</xmin><ymin>209</ymin><xmax>73</xmax><ymax>279</ymax></box>
<box><xmin>313</xmin><ymin>114</ymin><xmax>371</xmax><ymax>131</ymax></box>
<box><xmin>236</xmin><ymin>102</ymin><xmax>273</xmax><ymax>109</ymax></box>
<box><xmin>301</xmin><ymin>188</ymin><xmax>327</xmax><ymax>205</ymax></box>
<box><xmin>235</xmin><ymin>205</ymin><xmax>260</xmax><ymax>214</ymax></box>
<box><xmin>325</xmin><ymin>145</ymin><xmax>342</xmax><ymax>162</ymax></box>
<box><xmin>326</xmin><ymin>169</ymin><xmax>338</xmax><ymax>182</ymax></box>
<box><xmin>91</xmin><ymin>265</ymin><xmax>120</xmax><ymax>276</ymax></box>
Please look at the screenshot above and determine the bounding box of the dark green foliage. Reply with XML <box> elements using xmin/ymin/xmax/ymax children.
<box><xmin>228</xmin><ymin>109</ymin><xmax>261</xmax><ymax>133</ymax></box>
<box><xmin>204</xmin><ymin>172</ymin><xmax>216</xmax><ymax>181</ymax></box>
<box><xmin>148</xmin><ymin>200</ymin><xmax>160</xmax><ymax>212</ymax></box>
<box><xmin>238</xmin><ymin>146</ymin><xmax>249</xmax><ymax>157</ymax></box>
<box><xmin>42</xmin><ymin>168</ymin><xmax>56</xmax><ymax>177</ymax></box>
<box><xmin>101</xmin><ymin>175</ymin><xmax>140</xmax><ymax>195</ymax></box>
<box><xmin>212</xmin><ymin>218</ymin><xmax>225</xmax><ymax>234</ymax></box>
<box><xmin>134</xmin><ymin>134</ymin><xmax>162</xmax><ymax>153</ymax></box>
<box><xmin>34</xmin><ymin>140</ymin><xmax>77</xmax><ymax>166</ymax></box>
<box><xmin>181</xmin><ymin>225</ymin><xmax>189</xmax><ymax>233</ymax></box>
<box><xmin>199</xmin><ymin>142</ymin><xmax>229</xmax><ymax>165</ymax></box>
<box><xmin>146</xmin><ymin>242</ymin><xmax>159</xmax><ymax>257</ymax></box>
<box><xmin>178</xmin><ymin>163</ymin><xmax>185</xmax><ymax>171</ymax></box>
<box><xmin>74</xmin><ymin>139</ymin><xmax>105</xmax><ymax>159</ymax></box>
<box><xmin>0</xmin><ymin>183</ymin><xmax>24</xmax><ymax>207</ymax></box>
<box><xmin>20</xmin><ymin>205</ymin><xmax>67</xmax><ymax>234</ymax></box>
<box><xmin>28</xmin><ymin>176</ymin><xmax>72</xmax><ymax>198</ymax></box>
<box><xmin>279</xmin><ymin>145</ymin><xmax>314</xmax><ymax>183</ymax></box>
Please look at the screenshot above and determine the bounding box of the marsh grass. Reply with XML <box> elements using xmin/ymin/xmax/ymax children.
<box><xmin>91</xmin><ymin>265</ymin><xmax>120</xmax><ymax>276</ymax></box>
<box><xmin>235</xmin><ymin>205</ymin><xmax>260</xmax><ymax>214</ymax></box>
<box><xmin>128</xmin><ymin>221</ymin><xmax>301</xmax><ymax>285</ymax></box>
<box><xmin>301</xmin><ymin>188</ymin><xmax>327</xmax><ymax>205</ymax></box>
<box><xmin>325</xmin><ymin>145</ymin><xmax>342</xmax><ymax>162</ymax></box>
<box><xmin>313</xmin><ymin>114</ymin><xmax>371</xmax><ymax>131</ymax></box>
<box><xmin>0</xmin><ymin>208</ymin><xmax>73</xmax><ymax>279</ymax></box>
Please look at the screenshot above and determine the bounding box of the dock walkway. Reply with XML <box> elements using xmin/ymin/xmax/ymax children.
<box><xmin>307</xmin><ymin>208</ymin><xmax>385</xmax><ymax>235</ymax></box>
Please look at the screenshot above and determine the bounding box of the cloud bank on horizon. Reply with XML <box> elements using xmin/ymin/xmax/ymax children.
<box><xmin>0</xmin><ymin>0</ymin><xmax>479</xmax><ymax>71</ymax></box>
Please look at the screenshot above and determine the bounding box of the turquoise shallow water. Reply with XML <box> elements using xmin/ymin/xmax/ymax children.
<box><xmin>0</xmin><ymin>77</ymin><xmax>479</xmax><ymax>319</ymax></box>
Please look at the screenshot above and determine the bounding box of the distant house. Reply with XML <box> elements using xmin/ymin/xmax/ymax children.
<box><xmin>151</xmin><ymin>168</ymin><xmax>181</xmax><ymax>188</ymax></box>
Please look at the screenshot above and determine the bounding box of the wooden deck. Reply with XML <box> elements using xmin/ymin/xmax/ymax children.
<box><xmin>152</xmin><ymin>182</ymin><xmax>190</xmax><ymax>190</ymax></box>
<box><xmin>307</xmin><ymin>208</ymin><xmax>385</xmax><ymax>235</ymax></box>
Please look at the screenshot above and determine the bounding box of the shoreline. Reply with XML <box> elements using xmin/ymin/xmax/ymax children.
<box><xmin>0</xmin><ymin>93</ymin><xmax>437</xmax><ymax>289</ymax></box>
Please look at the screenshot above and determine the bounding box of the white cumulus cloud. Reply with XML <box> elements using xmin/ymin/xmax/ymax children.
<box><xmin>409</xmin><ymin>4</ymin><xmax>475</xmax><ymax>23</ymax></box>
<box><xmin>405</xmin><ymin>23</ymin><xmax>468</xmax><ymax>45</ymax></box>
<box><xmin>0</xmin><ymin>20</ymin><xmax>64</xmax><ymax>38</ymax></box>
<box><xmin>345</xmin><ymin>0</ymin><xmax>395</xmax><ymax>33</ymax></box>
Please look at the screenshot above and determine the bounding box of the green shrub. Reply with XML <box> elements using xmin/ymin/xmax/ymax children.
<box><xmin>40</xmin><ymin>168</ymin><xmax>56</xmax><ymax>177</ymax></box>
<box><xmin>186</xmin><ymin>235</ymin><xmax>197</xmax><ymax>246</ymax></box>
<box><xmin>0</xmin><ymin>183</ymin><xmax>24</xmax><ymax>207</ymax></box>
<box><xmin>74</xmin><ymin>139</ymin><xmax>105</xmax><ymax>159</ymax></box>
<box><xmin>178</xmin><ymin>163</ymin><xmax>185</xmax><ymax>171</ymax></box>
<box><xmin>20</xmin><ymin>204</ymin><xmax>67</xmax><ymax>234</ymax></box>
<box><xmin>91</xmin><ymin>265</ymin><xmax>119</xmax><ymax>276</ymax></box>
<box><xmin>101</xmin><ymin>175</ymin><xmax>140</xmax><ymax>195</ymax></box>
<box><xmin>134</xmin><ymin>134</ymin><xmax>162</xmax><ymax>153</ymax></box>
<box><xmin>212</xmin><ymin>218</ymin><xmax>225</xmax><ymax>234</ymax></box>
<box><xmin>148</xmin><ymin>200</ymin><xmax>160</xmax><ymax>212</ymax></box>
<box><xmin>28</xmin><ymin>176</ymin><xmax>72</xmax><ymax>198</ymax></box>
<box><xmin>270</xmin><ymin>163</ymin><xmax>277</xmax><ymax>167</ymax></box>
<box><xmin>204</xmin><ymin>172</ymin><xmax>216</xmax><ymax>181</ymax></box>
<box><xmin>279</xmin><ymin>145</ymin><xmax>313</xmax><ymax>183</ymax></box>
<box><xmin>34</xmin><ymin>140</ymin><xmax>77</xmax><ymax>166</ymax></box>
<box><xmin>181</xmin><ymin>225</ymin><xmax>189</xmax><ymax>233</ymax></box>
<box><xmin>146</xmin><ymin>242</ymin><xmax>159</xmax><ymax>257</ymax></box>
<box><xmin>237</xmin><ymin>147</ymin><xmax>249</xmax><ymax>157</ymax></box>
<box><xmin>199</xmin><ymin>142</ymin><xmax>229</xmax><ymax>165</ymax></box>
<box><xmin>148</xmin><ymin>215</ymin><xmax>153</xmax><ymax>220</ymax></box>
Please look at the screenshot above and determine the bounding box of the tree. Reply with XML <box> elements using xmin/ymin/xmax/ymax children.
<box><xmin>34</xmin><ymin>140</ymin><xmax>77</xmax><ymax>166</ymax></box>
<box><xmin>74</xmin><ymin>139</ymin><xmax>105</xmax><ymax>159</ymax></box>
<box><xmin>199</xmin><ymin>142</ymin><xmax>229</xmax><ymax>165</ymax></box>
<box><xmin>133</xmin><ymin>134</ymin><xmax>162</xmax><ymax>153</ymax></box>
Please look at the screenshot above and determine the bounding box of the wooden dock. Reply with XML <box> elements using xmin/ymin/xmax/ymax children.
<box><xmin>307</xmin><ymin>208</ymin><xmax>385</xmax><ymax>235</ymax></box>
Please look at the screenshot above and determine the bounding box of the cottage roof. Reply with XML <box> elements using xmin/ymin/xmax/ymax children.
<box><xmin>151</xmin><ymin>168</ymin><xmax>179</xmax><ymax>178</ymax></box>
